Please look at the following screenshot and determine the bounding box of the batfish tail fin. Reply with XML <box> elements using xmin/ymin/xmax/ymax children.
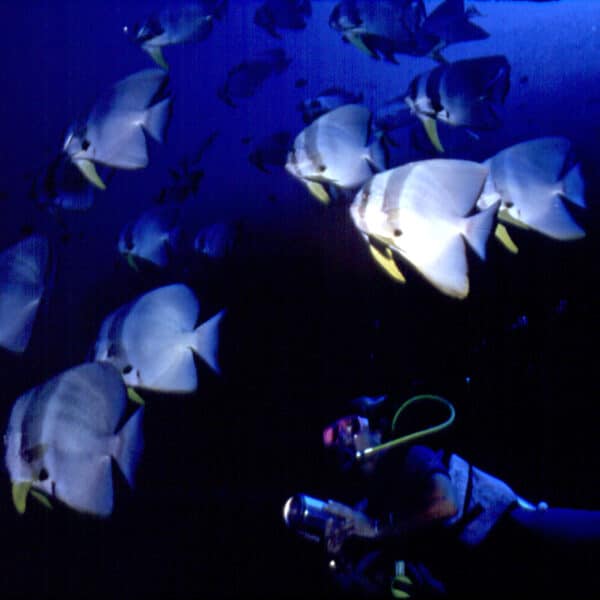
<box><xmin>463</xmin><ymin>200</ymin><xmax>499</xmax><ymax>260</ymax></box>
<box><xmin>114</xmin><ymin>407</ymin><xmax>144</xmax><ymax>488</ymax></box>
<box><xmin>561</xmin><ymin>162</ymin><xmax>586</xmax><ymax>208</ymax></box>
<box><xmin>192</xmin><ymin>310</ymin><xmax>226</xmax><ymax>374</ymax></box>
<box><xmin>366</xmin><ymin>136</ymin><xmax>389</xmax><ymax>173</ymax></box>
<box><xmin>144</xmin><ymin>97</ymin><xmax>173</xmax><ymax>143</ymax></box>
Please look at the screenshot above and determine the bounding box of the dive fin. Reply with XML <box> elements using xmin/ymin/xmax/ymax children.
<box><xmin>75</xmin><ymin>159</ymin><xmax>106</xmax><ymax>190</ymax></box>
<box><xmin>368</xmin><ymin>243</ymin><xmax>406</xmax><ymax>283</ymax></box>
<box><xmin>12</xmin><ymin>481</ymin><xmax>32</xmax><ymax>514</ymax></box>
<box><xmin>420</xmin><ymin>117</ymin><xmax>444</xmax><ymax>153</ymax></box>
<box><xmin>494</xmin><ymin>223</ymin><xmax>519</xmax><ymax>254</ymax></box>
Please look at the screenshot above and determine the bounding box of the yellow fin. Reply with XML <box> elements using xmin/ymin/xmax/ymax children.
<box><xmin>12</xmin><ymin>481</ymin><xmax>32</xmax><ymax>514</ymax></box>
<box><xmin>494</xmin><ymin>223</ymin><xmax>519</xmax><ymax>254</ymax></box>
<box><xmin>369</xmin><ymin>243</ymin><xmax>406</xmax><ymax>283</ymax></box>
<box><xmin>305</xmin><ymin>180</ymin><xmax>330</xmax><ymax>204</ymax></box>
<box><xmin>498</xmin><ymin>208</ymin><xmax>529</xmax><ymax>230</ymax></box>
<box><xmin>30</xmin><ymin>490</ymin><xmax>53</xmax><ymax>510</ymax></box>
<box><xmin>75</xmin><ymin>159</ymin><xmax>106</xmax><ymax>190</ymax></box>
<box><xmin>420</xmin><ymin>116</ymin><xmax>444</xmax><ymax>153</ymax></box>
<box><xmin>147</xmin><ymin>46</ymin><xmax>169</xmax><ymax>70</ymax></box>
<box><xmin>127</xmin><ymin>387</ymin><xmax>145</xmax><ymax>405</ymax></box>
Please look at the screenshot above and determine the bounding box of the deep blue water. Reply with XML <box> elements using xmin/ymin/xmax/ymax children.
<box><xmin>0</xmin><ymin>1</ymin><xmax>599</xmax><ymax>597</ymax></box>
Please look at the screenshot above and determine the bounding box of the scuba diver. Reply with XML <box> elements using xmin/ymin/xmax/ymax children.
<box><xmin>283</xmin><ymin>395</ymin><xmax>600</xmax><ymax>598</ymax></box>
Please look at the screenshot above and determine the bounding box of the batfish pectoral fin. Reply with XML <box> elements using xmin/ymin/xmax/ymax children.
<box><xmin>127</xmin><ymin>386</ymin><xmax>145</xmax><ymax>405</ymax></box>
<box><xmin>368</xmin><ymin>243</ymin><xmax>406</xmax><ymax>283</ymax></box>
<box><xmin>428</xmin><ymin>45</ymin><xmax>448</xmax><ymax>65</ymax></box>
<box><xmin>305</xmin><ymin>180</ymin><xmax>330</xmax><ymax>205</ymax></box>
<box><xmin>494</xmin><ymin>223</ymin><xmax>519</xmax><ymax>254</ymax></box>
<box><xmin>146</xmin><ymin>46</ymin><xmax>169</xmax><ymax>71</ymax></box>
<box><xmin>75</xmin><ymin>159</ymin><xmax>107</xmax><ymax>190</ymax></box>
<box><xmin>126</xmin><ymin>253</ymin><xmax>140</xmax><ymax>272</ymax></box>
<box><xmin>344</xmin><ymin>32</ymin><xmax>378</xmax><ymax>59</ymax></box>
<box><xmin>12</xmin><ymin>481</ymin><xmax>32</xmax><ymax>514</ymax></box>
<box><xmin>30</xmin><ymin>489</ymin><xmax>53</xmax><ymax>510</ymax></box>
<box><xmin>420</xmin><ymin>116</ymin><xmax>444</xmax><ymax>153</ymax></box>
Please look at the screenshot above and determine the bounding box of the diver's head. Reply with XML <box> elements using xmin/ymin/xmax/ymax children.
<box><xmin>322</xmin><ymin>414</ymin><xmax>382</xmax><ymax>475</ymax></box>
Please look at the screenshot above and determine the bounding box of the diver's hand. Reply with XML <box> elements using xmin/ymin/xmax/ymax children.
<box><xmin>326</xmin><ymin>500</ymin><xmax>379</xmax><ymax>541</ymax></box>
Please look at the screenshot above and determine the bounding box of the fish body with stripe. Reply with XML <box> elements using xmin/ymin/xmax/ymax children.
<box><xmin>4</xmin><ymin>362</ymin><xmax>144</xmax><ymax>517</ymax></box>
<box><xmin>93</xmin><ymin>284</ymin><xmax>224</xmax><ymax>394</ymax></box>
<box><xmin>298</xmin><ymin>87</ymin><xmax>364</xmax><ymax>125</ymax></box>
<box><xmin>350</xmin><ymin>160</ymin><xmax>498</xmax><ymax>298</ymax></box>
<box><xmin>218</xmin><ymin>48</ymin><xmax>292</xmax><ymax>108</ymax></box>
<box><xmin>254</xmin><ymin>0</ymin><xmax>312</xmax><ymax>39</ymax></box>
<box><xmin>477</xmin><ymin>137</ymin><xmax>586</xmax><ymax>248</ymax></box>
<box><xmin>286</xmin><ymin>104</ymin><xmax>387</xmax><ymax>204</ymax></box>
<box><xmin>329</xmin><ymin>0</ymin><xmax>427</xmax><ymax>63</ymax></box>
<box><xmin>118</xmin><ymin>204</ymin><xmax>183</xmax><ymax>271</ymax></box>
<box><xmin>404</xmin><ymin>55</ymin><xmax>511</xmax><ymax>152</ymax></box>
<box><xmin>124</xmin><ymin>1</ymin><xmax>228</xmax><ymax>69</ymax></box>
<box><xmin>63</xmin><ymin>69</ymin><xmax>173</xmax><ymax>190</ymax></box>
<box><xmin>0</xmin><ymin>235</ymin><xmax>53</xmax><ymax>353</ymax></box>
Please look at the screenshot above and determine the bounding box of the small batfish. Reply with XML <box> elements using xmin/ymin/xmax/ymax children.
<box><xmin>286</xmin><ymin>104</ymin><xmax>387</xmax><ymax>204</ymax></box>
<box><xmin>124</xmin><ymin>1</ymin><xmax>228</xmax><ymax>69</ymax></box>
<box><xmin>4</xmin><ymin>361</ymin><xmax>144</xmax><ymax>516</ymax></box>
<box><xmin>94</xmin><ymin>284</ymin><xmax>225</xmax><ymax>394</ymax></box>
<box><xmin>0</xmin><ymin>235</ymin><xmax>52</xmax><ymax>353</ymax></box>
<box><xmin>193</xmin><ymin>220</ymin><xmax>243</xmax><ymax>261</ymax></box>
<box><xmin>158</xmin><ymin>131</ymin><xmax>219</xmax><ymax>203</ymax></box>
<box><xmin>63</xmin><ymin>69</ymin><xmax>173</xmax><ymax>190</ymax></box>
<box><xmin>248</xmin><ymin>131</ymin><xmax>292</xmax><ymax>173</ymax></box>
<box><xmin>329</xmin><ymin>0</ymin><xmax>427</xmax><ymax>64</ymax></box>
<box><xmin>28</xmin><ymin>154</ymin><xmax>96</xmax><ymax>211</ymax></box>
<box><xmin>350</xmin><ymin>160</ymin><xmax>498</xmax><ymax>298</ymax></box>
<box><xmin>477</xmin><ymin>137</ymin><xmax>586</xmax><ymax>252</ymax></box>
<box><xmin>217</xmin><ymin>48</ymin><xmax>292</xmax><ymax>108</ymax></box>
<box><xmin>254</xmin><ymin>0</ymin><xmax>312</xmax><ymax>39</ymax></box>
<box><xmin>298</xmin><ymin>87</ymin><xmax>364</xmax><ymax>124</ymax></box>
<box><xmin>118</xmin><ymin>204</ymin><xmax>182</xmax><ymax>271</ymax></box>
<box><xmin>415</xmin><ymin>0</ymin><xmax>489</xmax><ymax>61</ymax></box>
<box><xmin>404</xmin><ymin>55</ymin><xmax>511</xmax><ymax>152</ymax></box>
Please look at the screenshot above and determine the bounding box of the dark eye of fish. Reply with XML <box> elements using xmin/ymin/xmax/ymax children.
<box><xmin>122</xmin><ymin>365</ymin><xmax>133</xmax><ymax>375</ymax></box>
<box><xmin>38</xmin><ymin>468</ymin><xmax>49</xmax><ymax>482</ymax></box>
<box><xmin>81</xmin><ymin>139</ymin><xmax>91</xmax><ymax>151</ymax></box>
<box><xmin>505</xmin><ymin>200</ymin><xmax>514</xmax><ymax>208</ymax></box>
<box><xmin>318</xmin><ymin>164</ymin><xmax>327</xmax><ymax>172</ymax></box>
<box><xmin>393</xmin><ymin>229</ymin><xmax>403</xmax><ymax>237</ymax></box>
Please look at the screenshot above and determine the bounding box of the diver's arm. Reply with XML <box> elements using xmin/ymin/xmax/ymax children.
<box><xmin>371</xmin><ymin>473</ymin><xmax>459</xmax><ymax>549</ymax></box>
<box><xmin>326</xmin><ymin>473</ymin><xmax>458</xmax><ymax>552</ymax></box>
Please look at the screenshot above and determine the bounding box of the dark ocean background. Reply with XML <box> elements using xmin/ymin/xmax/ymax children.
<box><xmin>0</xmin><ymin>1</ymin><xmax>599</xmax><ymax>597</ymax></box>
